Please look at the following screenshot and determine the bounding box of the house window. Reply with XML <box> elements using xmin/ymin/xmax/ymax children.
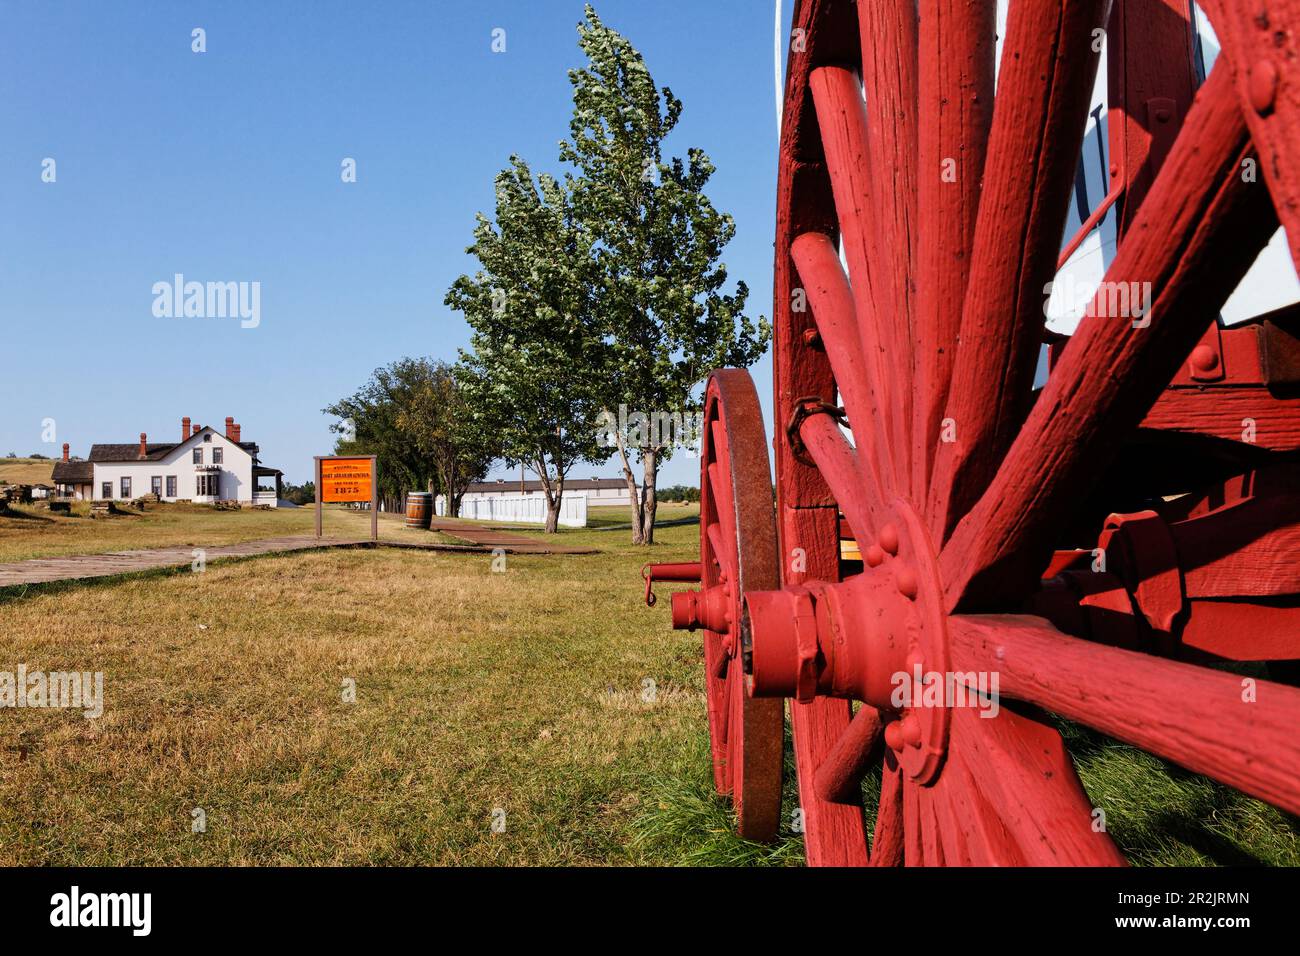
<box><xmin>166</xmin><ymin>476</ymin><xmax>177</xmax><ymax>497</ymax></box>
<box><xmin>213</xmin><ymin>447</ymin><xmax>223</xmax><ymax>465</ymax></box>
<box><xmin>151</xmin><ymin>476</ymin><xmax>162</xmax><ymax>497</ymax></box>
<box><xmin>120</xmin><ymin>477</ymin><xmax>132</xmax><ymax>498</ymax></box>
<box><xmin>196</xmin><ymin>474</ymin><xmax>220</xmax><ymax>497</ymax></box>
<box><xmin>101</xmin><ymin>482</ymin><xmax>111</xmax><ymax>499</ymax></box>
<box><xmin>193</xmin><ymin>449</ymin><xmax>203</xmax><ymax>464</ymax></box>
<box><xmin>203</xmin><ymin>433</ymin><xmax>212</xmax><ymax>442</ymax></box>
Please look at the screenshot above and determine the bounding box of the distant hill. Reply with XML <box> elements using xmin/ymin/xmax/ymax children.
<box><xmin>0</xmin><ymin>458</ymin><xmax>56</xmax><ymax>485</ymax></box>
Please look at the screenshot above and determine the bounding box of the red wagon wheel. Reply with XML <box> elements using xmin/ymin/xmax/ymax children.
<box><xmin>749</xmin><ymin>0</ymin><xmax>1300</xmax><ymax>865</ymax></box>
<box><xmin>670</xmin><ymin>369</ymin><xmax>785</xmax><ymax>841</ymax></box>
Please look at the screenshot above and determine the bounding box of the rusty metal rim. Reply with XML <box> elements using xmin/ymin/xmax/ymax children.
<box><xmin>702</xmin><ymin>369</ymin><xmax>785</xmax><ymax>842</ymax></box>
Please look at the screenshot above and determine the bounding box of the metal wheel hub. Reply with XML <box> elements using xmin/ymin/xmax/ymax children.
<box><xmin>744</xmin><ymin>500</ymin><xmax>951</xmax><ymax>784</ymax></box>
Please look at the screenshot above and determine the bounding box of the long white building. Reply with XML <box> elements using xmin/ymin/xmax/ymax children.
<box><xmin>461</xmin><ymin>477</ymin><xmax>632</xmax><ymax>504</ymax></box>
<box><xmin>52</xmin><ymin>416</ymin><xmax>283</xmax><ymax>506</ymax></box>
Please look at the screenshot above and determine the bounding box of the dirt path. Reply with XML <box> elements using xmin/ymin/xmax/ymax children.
<box><xmin>0</xmin><ymin>529</ymin><xmax>594</xmax><ymax>589</ymax></box>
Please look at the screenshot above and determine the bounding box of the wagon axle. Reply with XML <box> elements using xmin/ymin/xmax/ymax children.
<box><xmin>745</xmin><ymin>501</ymin><xmax>952</xmax><ymax>786</ymax></box>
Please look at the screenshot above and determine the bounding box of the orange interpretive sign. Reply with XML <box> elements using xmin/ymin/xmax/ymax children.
<box><xmin>319</xmin><ymin>457</ymin><xmax>374</xmax><ymax>503</ymax></box>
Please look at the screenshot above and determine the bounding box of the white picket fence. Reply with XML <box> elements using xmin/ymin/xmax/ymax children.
<box><xmin>435</xmin><ymin>492</ymin><xmax>587</xmax><ymax>528</ymax></box>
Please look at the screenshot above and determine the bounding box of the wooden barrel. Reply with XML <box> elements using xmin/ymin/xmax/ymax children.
<box><xmin>405</xmin><ymin>491</ymin><xmax>433</xmax><ymax>529</ymax></box>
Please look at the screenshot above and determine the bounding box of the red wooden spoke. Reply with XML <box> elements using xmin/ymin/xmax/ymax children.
<box><xmin>791</xmin><ymin>231</ymin><xmax>894</xmax><ymax>495</ymax></box>
<box><xmin>869</xmin><ymin>757</ymin><xmax>905</xmax><ymax>866</ymax></box>
<box><xmin>791</xmin><ymin>699</ymin><xmax>871</xmax><ymax>865</ymax></box>
<box><xmin>928</xmin><ymin>781</ymin><xmax>971</xmax><ymax>866</ymax></box>
<box><xmin>797</xmin><ymin>413</ymin><xmax>881</xmax><ymax>545</ymax></box>
<box><xmin>902</xmin><ymin>777</ymin><xmax>924</xmax><ymax>866</ymax></box>
<box><xmin>855</xmin><ymin>0</ymin><xmax>919</xmax><ymax>495</ymax></box>
<box><xmin>930</xmin><ymin>744</ymin><xmax>1025</xmax><ymax>866</ymax></box>
<box><xmin>705</xmin><ymin>462</ymin><xmax>736</xmax><ymax>553</ymax></box>
<box><xmin>809</xmin><ymin>67</ymin><xmax>902</xmax><ymax>498</ymax></box>
<box><xmin>912</xmin><ymin>0</ymin><xmax>996</xmax><ymax>500</ymax></box>
<box><xmin>1201</xmin><ymin>0</ymin><xmax>1300</xmax><ymax>272</ymax></box>
<box><xmin>812</xmin><ymin>704</ymin><xmax>883</xmax><ymax>804</ymax></box>
<box><xmin>951</xmin><ymin>615</ymin><xmax>1300</xmax><ymax>817</ymax></box>
<box><xmin>705</xmin><ymin>521</ymin><xmax>727</xmax><ymax>574</ymax></box>
<box><xmin>941</xmin><ymin>63</ymin><xmax>1279</xmax><ymax>610</ymax></box>
<box><xmin>917</xmin><ymin>786</ymin><xmax>952</xmax><ymax>865</ymax></box>
<box><xmin>947</xmin><ymin>703</ymin><xmax>1126</xmax><ymax>865</ymax></box>
<box><xmin>929</xmin><ymin>0</ymin><xmax>1111</xmax><ymax>538</ymax></box>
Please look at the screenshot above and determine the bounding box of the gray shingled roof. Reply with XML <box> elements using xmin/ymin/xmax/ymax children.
<box><xmin>87</xmin><ymin>434</ymin><xmax>260</xmax><ymax>463</ymax></box>
<box><xmin>52</xmin><ymin>460</ymin><xmax>93</xmax><ymax>483</ymax></box>
<box><xmin>88</xmin><ymin>443</ymin><xmax>176</xmax><ymax>462</ymax></box>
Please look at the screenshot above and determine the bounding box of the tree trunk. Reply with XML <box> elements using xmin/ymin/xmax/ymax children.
<box><xmin>543</xmin><ymin>477</ymin><xmax>564</xmax><ymax>533</ymax></box>
<box><xmin>535</xmin><ymin>460</ymin><xmax>564</xmax><ymax>534</ymax></box>
<box><xmin>640</xmin><ymin>448</ymin><xmax>659</xmax><ymax>544</ymax></box>
<box><xmin>615</xmin><ymin>430</ymin><xmax>645</xmax><ymax>544</ymax></box>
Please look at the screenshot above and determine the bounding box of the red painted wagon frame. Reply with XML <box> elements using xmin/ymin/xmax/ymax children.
<box><xmin>647</xmin><ymin>0</ymin><xmax>1300</xmax><ymax>865</ymax></box>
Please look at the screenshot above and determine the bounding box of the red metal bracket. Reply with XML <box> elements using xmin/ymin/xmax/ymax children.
<box><xmin>1096</xmin><ymin>510</ymin><xmax>1187</xmax><ymax>655</ymax></box>
<box><xmin>785</xmin><ymin>396</ymin><xmax>848</xmax><ymax>467</ymax></box>
<box><xmin>641</xmin><ymin>562</ymin><xmax>701</xmax><ymax>607</ymax></box>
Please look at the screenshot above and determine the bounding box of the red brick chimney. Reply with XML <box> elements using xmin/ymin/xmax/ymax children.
<box><xmin>138</xmin><ymin>432</ymin><xmax>148</xmax><ymax>459</ymax></box>
<box><xmin>225</xmin><ymin>416</ymin><xmax>235</xmax><ymax>440</ymax></box>
<box><xmin>182</xmin><ymin>417</ymin><xmax>191</xmax><ymax>442</ymax></box>
<box><xmin>231</xmin><ymin>422</ymin><xmax>242</xmax><ymax>443</ymax></box>
<box><xmin>62</xmin><ymin>443</ymin><xmax>69</xmax><ymax>462</ymax></box>
<box><xmin>192</xmin><ymin>423</ymin><xmax>201</xmax><ymax>438</ymax></box>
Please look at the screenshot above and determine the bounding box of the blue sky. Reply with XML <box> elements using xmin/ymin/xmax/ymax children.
<box><xmin>0</xmin><ymin>0</ymin><xmax>782</xmax><ymax>485</ymax></box>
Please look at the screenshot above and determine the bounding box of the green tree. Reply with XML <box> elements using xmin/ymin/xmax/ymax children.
<box><xmin>446</xmin><ymin>157</ymin><xmax>609</xmax><ymax>533</ymax></box>
<box><xmin>323</xmin><ymin>357</ymin><xmax>495</xmax><ymax>514</ymax></box>
<box><xmin>563</xmin><ymin>5</ymin><xmax>769</xmax><ymax>544</ymax></box>
<box><xmin>280</xmin><ymin>481</ymin><xmax>315</xmax><ymax>506</ymax></box>
<box><xmin>397</xmin><ymin>361</ymin><xmax>498</xmax><ymax>517</ymax></box>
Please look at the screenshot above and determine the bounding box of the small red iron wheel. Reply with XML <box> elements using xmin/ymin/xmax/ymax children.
<box><xmin>674</xmin><ymin>369</ymin><xmax>784</xmax><ymax>841</ymax></box>
<box><xmin>754</xmin><ymin>0</ymin><xmax>1300</xmax><ymax>865</ymax></box>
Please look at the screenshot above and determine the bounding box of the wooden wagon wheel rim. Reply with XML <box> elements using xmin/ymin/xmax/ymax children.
<box><xmin>767</xmin><ymin>0</ymin><xmax>1300</xmax><ymax>865</ymax></box>
<box><xmin>696</xmin><ymin>369</ymin><xmax>785</xmax><ymax>841</ymax></box>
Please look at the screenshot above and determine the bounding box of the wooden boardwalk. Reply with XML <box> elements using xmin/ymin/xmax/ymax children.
<box><xmin>0</xmin><ymin>529</ymin><xmax>595</xmax><ymax>589</ymax></box>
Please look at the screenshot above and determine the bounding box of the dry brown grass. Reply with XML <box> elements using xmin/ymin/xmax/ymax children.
<box><xmin>0</xmin><ymin>458</ymin><xmax>55</xmax><ymax>486</ymax></box>
<box><xmin>0</xmin><ymin>502</ymin><xmax>417</xmax><ymax>564</ymax></box>
<box><xmin>0</xmin><ymin>515</ymin><xmax>717</xmax><ymax>865</ymax></box>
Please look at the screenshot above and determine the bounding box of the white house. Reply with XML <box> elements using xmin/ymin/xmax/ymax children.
<box><xmin>52</xmin><ymin>416</ymin><xmax>283</xmax><ymax>506</ymax></box>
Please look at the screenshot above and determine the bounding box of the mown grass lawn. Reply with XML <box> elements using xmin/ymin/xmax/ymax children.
<box><xmin>0</xmin><ymin>504</ymin><xmax>1297</xmax><ymax>865</ymax></box>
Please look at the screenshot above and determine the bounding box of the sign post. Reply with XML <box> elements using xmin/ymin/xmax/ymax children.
<box><xmin>314</xmin><ymin>455</ymin><xmax>378</xmax><ymax>543</ymax></box>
